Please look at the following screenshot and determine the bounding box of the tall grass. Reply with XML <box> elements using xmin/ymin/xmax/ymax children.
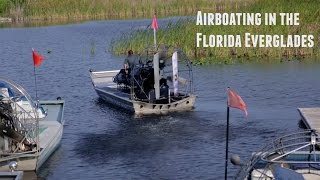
<box><xmin>112</xmin><ymin>0</ymin><xmax>320</xmax><ymax>64</ymax></box>
<box><xmin>3</xmin><ymin>0</ymin><xmax>254</xmax><ymax>21</ymax></box>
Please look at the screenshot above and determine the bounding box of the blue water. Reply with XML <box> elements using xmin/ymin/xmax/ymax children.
<box><xmin>1</xmin><ymin>18</ymin><xmax>320</xmax><ymax>179</ymax></box>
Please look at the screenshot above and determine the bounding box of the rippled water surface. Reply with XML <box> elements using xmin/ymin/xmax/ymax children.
<box><xmin>1</xmin><ymin>18</ymin><xmax>320</xmax><ymax>179</ymax></box>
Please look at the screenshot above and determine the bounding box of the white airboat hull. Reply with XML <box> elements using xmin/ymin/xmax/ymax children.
<box><xmin>0</xmin><ymin>100</ymin><xmax>64</xmax><ymax>171</ymax></box>
<box><xmin>132</xmin><ymin>96</ymin><xmax>196</xmax><ymax>115</ymax></box>
<box><xmin>235</xmin><ymin>130</ymin><xmax>320</xmax><ymax>180</ymax></box>
<box><xmin>90</xmin><ymin>70</ymin><xmax>196</xmax><ymax>115</ymax></box>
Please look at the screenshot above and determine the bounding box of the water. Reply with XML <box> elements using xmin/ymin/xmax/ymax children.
<box><xmin>1</xmin><ymin>18</ymin><xmax>320</xmax><ymax>179</ymax></box>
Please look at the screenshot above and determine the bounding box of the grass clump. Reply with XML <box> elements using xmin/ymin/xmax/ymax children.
<box><xmin>112</xmin><ymin>0</ymin><xmax>320</xmax><ymax>64</ymax></box>
<box><xmin>1</xmin><ymin>0</ymin><xmax>254</xmax><ymax>22</ymax></box>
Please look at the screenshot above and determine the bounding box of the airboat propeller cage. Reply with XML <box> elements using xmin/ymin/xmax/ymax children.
<box><xmin>0</xmin><ymin>77</ymin><xmax>65</xmax><ymax>171</ymax></box>
<box><xmin>0</xmin><ymin>77</ymin><xmax>40</xmax><ymax>152</ymax></box>
<box><xmin>0</xmin><ymin>78</ymin><xmax>37</xmax><ymax>114</ymax></box>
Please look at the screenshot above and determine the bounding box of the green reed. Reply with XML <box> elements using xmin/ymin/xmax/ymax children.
<box><xmin>112</xmin><ymin>0</ymin><xmax>320</xmax><ymax>64</ymax></box>
<box><xmin>1</xmin><ymin>0</ymin><xmax>253</xmax><ymax>21</ymax></box>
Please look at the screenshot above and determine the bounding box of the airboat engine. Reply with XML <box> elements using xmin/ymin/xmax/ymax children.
<box><xmin>0</xmin><ymin>80</ymin><xmax>45</xmax><ymax>153</ymax></box>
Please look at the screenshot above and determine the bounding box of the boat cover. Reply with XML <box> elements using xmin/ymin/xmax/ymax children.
<box><xmin>272</xmin><ymin>165</ymin><xmax>304</xmax><ymax>180</ymax></box>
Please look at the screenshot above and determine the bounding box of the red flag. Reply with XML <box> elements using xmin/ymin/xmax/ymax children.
<box><xmin>32</xmin><ymin>49</ymin><xmax>44</xmax><ymax>67</ymax></box>
<box><xmin>227</xmin><ymin>88</ymin><xmax>248</xmax><ymax>116</ymax></box>
<box><xmin>151</xmin><ymin>15</ymin><xmax>158</xmax><ymax>31</ymax></box>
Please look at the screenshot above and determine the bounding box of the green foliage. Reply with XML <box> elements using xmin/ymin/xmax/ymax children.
<box><xmin>21</xmin><ymin>0</ymin><xmax>244</xmax><ymax>20</ymax></box>
<box><xmin>112</xmin><ymin>0</ymin><xmax>320</xmax><ymax>63</ymax></box>
<box><xmin>0</xmin><ymin>0</ymin><xmax>10</xmax><ymax>15</ymax></box>
<box><xmin>10</xmin><ymin>0</ymin><xmax>25</xmax><ymax>6</ymax></box>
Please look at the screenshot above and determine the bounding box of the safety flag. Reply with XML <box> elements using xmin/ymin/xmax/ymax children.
<box><xmin>151</xmin><ymin>15</ymin><xmax>158</xmax><ymax>31</ymax></box>
<box><xmin>32</xmin><ymin>49</ymin><xmax>44</xmax><ymax>67</ymax></box>
<box><xmin>227</xmin><ymin>88</ymin><xmax>248</xmax><ymax>116</ymax></box>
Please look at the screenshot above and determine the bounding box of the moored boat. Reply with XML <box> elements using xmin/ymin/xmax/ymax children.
<box><xmin>0</xmin><ymin>77</ymin><xmax>65</xmax><ymax>171</ymax></box>
<box><xmin>90</xmin><ymin>45</ymin><xmax>196</xmax><ymax>115</ymax></box>
<box><xmin>233</xmin><ymin>129</ymin><xmax>320</xmax><ymax>180</ymax></box>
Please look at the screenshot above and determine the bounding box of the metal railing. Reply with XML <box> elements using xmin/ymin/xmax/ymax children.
<box><xmin>235</xmin><ymin>130</ymin><xmax>320</xmax><ymax>179</ymax></box>
<box><xmin>0</xmin><ymin>78</ymin><xmax>39</xmax><ymax>155</ymax></box>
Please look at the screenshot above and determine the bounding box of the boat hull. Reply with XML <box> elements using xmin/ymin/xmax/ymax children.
<box><xmin>36</xmin><ymin>123</ymin><xmax>63</xmax><ymax>171</ymax></box>
<box><xmin>95</xmin><ymin>87</ymin><xmax>134</xmax><ymax>112</ymax></box>
<box><xmin>133</xmin><ymin>95</ymin><xmax>196</xmax><ymax>115</ymax></box>
<box><xmin>0</xmin><ymin>157</ymin><xmax>37</xmax><ymax>171</ymax></box>
<box><xmin>95</xmin><ymin>86</ymin><xmax>196</xmax><ymax>115</ymax></box>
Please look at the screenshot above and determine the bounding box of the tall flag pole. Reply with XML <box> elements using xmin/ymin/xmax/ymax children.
<box><xmin>225</xmin><ymin>87</ymin><xmax>247</xmax><ymax>180</ymax></box>
<box><xmin>225</xmin><ymin>104</ymin><xmax>230</xmax><ymax>180</ymax></box>
<box><xmin>32</xmin><ymin>48</ymin><xmax>44</xmax><ymax>101</ymax></box>
<box><xmin>32</xmin><ymin>48</ymin><xmax>44</xmax><ymax>156</ymax></box>
<box><xmin>151</xmin><ymin>15</ymin><xmax>159</xmax><ymax>48</ymax></box>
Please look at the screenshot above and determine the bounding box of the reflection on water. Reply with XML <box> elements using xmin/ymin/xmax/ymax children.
<box><xmin>0</xmin><ymin>18</ymin><xmax>320</xmax><ymax>179</ymax></box>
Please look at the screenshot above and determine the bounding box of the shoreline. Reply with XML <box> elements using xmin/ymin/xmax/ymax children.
<box><xmin>0</xmin><ymin>17</ymin><xmax>12</xmax><ymax>23</ymax></box>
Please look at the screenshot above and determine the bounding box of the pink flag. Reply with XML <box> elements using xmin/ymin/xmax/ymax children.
<box><xmin>151</xmin><ymin>15</ymin><xmax>158</xmax><ymax>31</ymax></box>
<box><xmin>227</xmin><ymin>88</ymin><xmax>248</xmax><ymax>116</ymax></box>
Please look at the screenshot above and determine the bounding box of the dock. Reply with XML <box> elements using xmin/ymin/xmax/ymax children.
<box><xmin>298</xmin><ymin>108</ymin><xmax>320</xmax><ymax>131</ymax></box>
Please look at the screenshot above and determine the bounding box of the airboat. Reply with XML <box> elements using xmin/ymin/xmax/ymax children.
<box><xmin>89</xmin><ymin>45</ymin><xmax>196</xmax><ymax>115</ymax></box>
<box><xmin>233</xmin><ymin>129</ymin><xmax>320</xmax><ymax>180</ymax></box>
<box><xmin>0</xmin><ymin>78</ymin><xmax>65</xmax><ymax>171</ymax></box>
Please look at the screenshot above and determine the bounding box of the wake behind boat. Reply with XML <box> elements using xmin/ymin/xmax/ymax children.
<box><xmin>0</xmin><ymin>78</ymin><xmax>64</xmax><ymax>171</ymax></box>
<box><xmin>90</xmin><ymin>45</ymin><xmax>196</xmax><ymax>115</ymax></box>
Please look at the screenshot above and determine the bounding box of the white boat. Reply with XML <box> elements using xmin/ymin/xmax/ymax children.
<box><xmin>0</xmin><ymin>78</ymin><xmax>65</xmax><ymax>171</ymax></box>
<box><xmin>233</xmin><ymin>129</ymin><xmax>320</xmax><ymax>180</ymax></box>
<box><xmin>89</xmin><ymin>46</ymin><xmax>196</xmax><ymax>115</ymax></box>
